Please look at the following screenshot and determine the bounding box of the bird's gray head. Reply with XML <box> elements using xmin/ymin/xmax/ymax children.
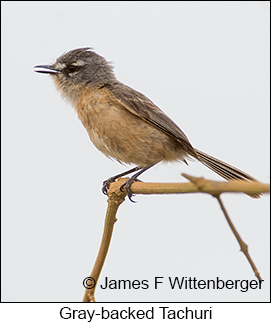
<box><xmin>34</xmin><ymin>48</ymin><xmax>117</xmax><ymax>103</ymax></box>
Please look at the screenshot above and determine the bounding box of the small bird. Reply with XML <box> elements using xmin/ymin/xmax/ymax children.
<box><xmin>34</xmin><ymin>47</ymin><xmax>259</xmax><ymax>201</ymax></box>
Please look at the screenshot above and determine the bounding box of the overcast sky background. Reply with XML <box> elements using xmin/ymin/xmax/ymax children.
<box><xmin>2</xmin><ymin>1</ymin><xmax>270</xmax><ymax>302</ymax></box>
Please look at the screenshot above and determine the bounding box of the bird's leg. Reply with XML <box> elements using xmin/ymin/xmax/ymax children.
<box><xmin>120</xmin><ymin>164</ymin><xmax>156</xmax><ymax>202</ymax></box>
<box><xmin>102</xmin><ymin>166</ymin><xmax>142</xmax><ymax>195</ymax></box>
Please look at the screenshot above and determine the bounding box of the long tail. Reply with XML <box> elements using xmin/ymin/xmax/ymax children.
<box><xmin>194</xmin><ymin>149</ymin><xmax>260</xmax><ymax>198</ymax></box>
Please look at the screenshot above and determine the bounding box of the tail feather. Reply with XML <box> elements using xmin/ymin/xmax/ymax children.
<box><xmin>194</xmin><ymin>149</ymin><xmax>260</xmax><ymax>198</ymax></box>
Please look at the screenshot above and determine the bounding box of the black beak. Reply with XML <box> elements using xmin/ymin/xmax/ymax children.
<box><xmin>34</xmin><ymin>65</ymin><xmax>59</xmax><ymax>74</ymax></box>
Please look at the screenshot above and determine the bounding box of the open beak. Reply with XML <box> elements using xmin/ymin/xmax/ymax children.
<box><xmin>34</xmin><ymin>65</ymin><xmax>59</xmax><ymax>74</ymax></box>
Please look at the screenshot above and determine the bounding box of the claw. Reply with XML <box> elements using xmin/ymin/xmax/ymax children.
<box><xmin>102</xmin><ymin>166</ymin><xmax>142</xmax><ymax>196</ymax></box>
<box><xmin>119</xmin><ymin>183</ymin><xmax>125</xmax><ymax>192</ymax></box>
<box><xmin>102</xmin><ymin>177</ymin><xmax>137</xmax><ymax>202</ymax></box>
<box><xmin>102</xmin><ymin>178</ymin><xmax>115</xmax><ymax>195</ymax></box>
<box><xmin>120</xmin><ymin>178</ymin><xmax>137</xmax><ymax>202</ymax></box>
<box><xmin>101</xmin><ymin>165</ymin><xmax>154</xmax><ymax>201</ymax></box>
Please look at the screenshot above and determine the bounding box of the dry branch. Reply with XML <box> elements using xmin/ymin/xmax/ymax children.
<box><xmin>129</xmin><ymin>174</ymin><xmax>269</xmax><ymax>196</ymax></box>
<box><xmin>82</xmin><ymin>178</ymin><xmax>127</xmax><ymax>302</ymax></box>
<box><xmin>82</xmin><ymin>175</ymin><xmax>269</xmax><ymax>302</ymax></box>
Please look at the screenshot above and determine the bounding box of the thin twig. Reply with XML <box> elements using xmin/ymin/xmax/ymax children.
<box><xmin>83</xmin><ymin>175</ymin><xmax>268</xmax><ymax>301</ymax></box>
<box><xmin>215</xmin><ymin>194</ymin><xmax>263</xmax><ymax>283</ymax></box>
<box><xmin>82</xmin><ymin>178</ymin><xmax>127</xmax><ymax>302</ymax></box>
<box><xmin>128</xmin><ymin>174</ymin><xmax>269</xmax><ymax>197</ymax></box>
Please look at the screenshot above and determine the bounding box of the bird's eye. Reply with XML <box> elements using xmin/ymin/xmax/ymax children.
<box><xmin>65</xmin><ymin>64</ymin><xmax>81</xmax><ymax>74</ymax></box>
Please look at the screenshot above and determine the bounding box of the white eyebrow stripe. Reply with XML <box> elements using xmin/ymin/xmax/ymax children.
<box><xmin>54</xmin><ymin>62</ymin><xmax>66</xmax><ymax>70</ymax></box>
<box><xmin>72</xmin><ymin>60</ymin><xmax>85</xmax><ymax>66</ymax></box>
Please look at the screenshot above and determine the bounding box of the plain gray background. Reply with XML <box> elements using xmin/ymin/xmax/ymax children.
<box><xmin>2</xmin><ymin>1</ymin><xmax>270</xmax><ymax>302</ymax></box>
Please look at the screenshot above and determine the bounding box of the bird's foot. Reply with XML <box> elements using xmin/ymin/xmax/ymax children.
<box><xmin>120</xmin><ymin>178</ymin><xmax>142</xmax><ymax>202</ymax></box>
<box><xmin>102</xmin><ymin>176</ymin><xmax>118</xmax><ymax>195</ymax></box>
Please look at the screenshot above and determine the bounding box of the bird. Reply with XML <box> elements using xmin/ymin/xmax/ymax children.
<box><xmin>34</xmin><ymin>47</ymin><xmax>259</xmax><ymax>201</ymax></box>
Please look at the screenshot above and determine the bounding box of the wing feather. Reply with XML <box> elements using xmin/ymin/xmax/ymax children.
<box><xmin>110</xmin><ymin>83</ymin><xmax>197</xmax><ymax>157</ymax></box>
